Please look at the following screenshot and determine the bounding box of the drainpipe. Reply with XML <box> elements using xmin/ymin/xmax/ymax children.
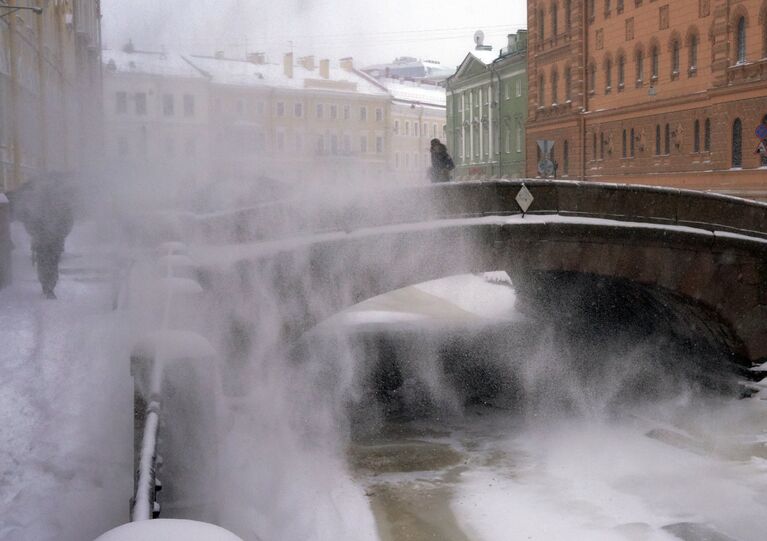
<box><xmin>580</xmin><ymin>1</ymin><xmax>589</xmax><ymax>181</ymax></box>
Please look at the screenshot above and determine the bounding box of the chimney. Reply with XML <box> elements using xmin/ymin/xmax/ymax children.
<box><xmin>214</xmin><ymin>50</ymin><xmax>225</xmax><ymax>60</ymax></box>
<box><xmin>339</xmin><ymin>57</ymin><xmax>354</xmax><ymax>71</ymax></box>
<box><xmin>507</xmin><ymin>33</ymin><xmax>517</xmax><ymax>51</ymax></box>
<box><xmin>319</xmin><ymin>58</ymin><xmax>330</xmax><ymax>79</ymax></box>
<box><xmin>298</xmin><ymin>55</ymin><xmax>315</xmax><ymax>70</ymax></box>
<box><xmin>247</xmin><ymin>52</ymin><xmax>266</xmax><ymax>64</ymax></box>
<box><xmin>284</xmin><ymin>52</ymin><xmax>294</xmax><ymax>78</ymax></box>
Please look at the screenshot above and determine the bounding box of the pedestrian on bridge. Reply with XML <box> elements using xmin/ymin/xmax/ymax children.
<box><xmin>429</xmin><ymin>138</ymin><xmax>455</xmax><ymax>183</ymax></box>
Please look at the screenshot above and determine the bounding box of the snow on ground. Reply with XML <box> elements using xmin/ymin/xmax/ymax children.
<box><xmin>0</xmin><ymin>223</ymin><xmax>133</xmax><ymax>541</ymax></box>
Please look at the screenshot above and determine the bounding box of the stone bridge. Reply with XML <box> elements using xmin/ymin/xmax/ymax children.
<box><xmin>191</xmin><ymin>180</ymin><xmax>767</xmax><ymax>367</ymax></box>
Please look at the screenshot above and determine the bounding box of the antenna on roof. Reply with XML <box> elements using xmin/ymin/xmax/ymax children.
<box><xmin>474</xmin><ymin>30</ymin><xmax>492</xmax><ymax>51</ymax></box>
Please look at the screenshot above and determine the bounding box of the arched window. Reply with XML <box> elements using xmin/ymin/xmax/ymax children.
<box><xmin>565</xmin><ymin>0</ymin><xmax>572</xmax><ymax>31</ymax></box>
<box><xmin>539</xmin><ymin>74</ymin><xmax>545</xmax><ymax>105</ymax></box>
<box><xmin>589</xmin><ymin>62</ymin><xmax>596</xmax><ymax>94</ymax></box>
<box><xmin>630</xmin><ymin>127</ymin><xmax>635</xmax><ymax>157</ymax></box>
<box><xmin>551</xmin><ymin>69</ymin><xmax>559</xmax><ymax>104</ymax></box>
<box><xmin>605</xmin><ymin>0</ymin><xmax>611</xmax><ymax>16</ymax></box>
<box><xmin>605</xmin><ymin>58</ymin><xmax>613</xmax><ymax>92</ymax></box>
<box><xmin>671</xmin><ymin>39</ymin><xmax>680</xmax><ymax>77</ymax></box>
<box><xmin>618</xmin><ymin>55</ymin><xmax>625</xmax><ymax>88</ymax></box>
<box><xmin>564</xmin><ymin>66</ymin><xmax>572</xmax><ymax>100</ymax></box>
<box><xmin>552</xmin><ymin>2</ymin><xmax>559</xmax><ymax>37</ymax></box>
<box><xmin>636</xmin><ymin>50</ymin><xmax>644</xmax><ymax>85</ymax></box>
<box><xmin>689</xmin><ymin>33</ymin><xmax>698</xmax><ymax>72</ymax></box>
<box><xmin>651</xmin><ymin>45</ymin><xmax>659</xmax><ymax>79</ymax></box>
<box><xmin>733</xmin><ymin>118</ymin><xmax>743</xmax><ymax>167</ymax></box>
<box><xmin>737</xmin><ymin>16</ymin><xmax>746</xmax><ymax>63</ymax></box>
<box><xmin>539</xmin><ymin>9</ymin><xmax>546</xmax><ymax>40</ymax></box>
<box><xmin>664</xmin><ymin>123</ymin><xmax>670</xmax><ymax>154</ymax></box>
<box><xmin>588</xmin><ymin>0</ymin><xmax>595</xmax><ymax>19</ymax></box>
<box><xmin>655</xmin><ymin>125</ymin><xmax>661</xmax><ymax>155</ymax></box>
<box><xmin>704</xmin><ymin>118</ymin><xmax>711</xmax><ymax>151</ymax></box>
<box><xmin>622</xmin><ymin>129</ymin><xmax>627</xmax><ymax>158</ymax></box>
<box><xmin>563</xmin><ymin>139</ymin><xmax>569</xmax><ymax>175</ymax></box>
<box><xmin>694</xmin><ymin>119</ymin><xmax>700</xmax><ymax>153</ymax></box>
<box><xmin>600</xmin><ymin>132</ymin><xmax>605</xmax><ymax>160</ymax></box>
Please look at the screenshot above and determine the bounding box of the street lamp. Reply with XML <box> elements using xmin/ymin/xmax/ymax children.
<box><xmin>0</xmin><ymin>2</ymin><xmax>43</xmax><ymax>19</ymax></box>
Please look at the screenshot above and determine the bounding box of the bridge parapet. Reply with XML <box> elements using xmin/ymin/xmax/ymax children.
<box><xmin>194</xmin><ymin>180</ymin><xmax>767</xmax><ymax>245</ymax></box>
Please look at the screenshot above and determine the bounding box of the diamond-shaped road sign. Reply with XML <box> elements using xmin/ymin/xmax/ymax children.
<box><xmin>515</xmin><ymin>185</ymin><xmax>534</xmax><ymax>213</ymax></box>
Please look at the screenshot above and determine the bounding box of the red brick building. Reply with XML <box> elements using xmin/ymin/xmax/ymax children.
<box><xmin>527</xmin><ymin>0</ymin><xmax>767</xmax><ymax>198</ymax></box>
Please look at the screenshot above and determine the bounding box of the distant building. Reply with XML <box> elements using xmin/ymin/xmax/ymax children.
<box><xmin>527</xmin><ymin>0</ymin><xmax>767</xmax><ymax>198</ymax></box>
<box><xmin>186</xmin><ymin>53</ymin><xmax>392</xmax><ymax>184</ymax></box>
<box><xmin>102</xmin><ymin>47</ymin><xmax>211</xmax><ymax>193</ymax></box>
<box><xmin>380</xmin><ymin>78</ymin><xmax>446</xmax><ymax>183</ymax></box>
<box><xmin>445</xmin><ymin>30</ymin><xmax>528</xmax><ymax>179</ymax></box>
<box><xmin>362</xmin><ymin>57</ymin><xmax>455</xmax><ymax>85</ymax></box>
<box><xmin>0</xmin><ymin>0</ymin><xmax>102</xmax><ymax>192</ymax></box>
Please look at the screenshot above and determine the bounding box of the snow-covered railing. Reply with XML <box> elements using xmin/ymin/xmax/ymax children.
<box><xmin>194</xmin><ymin>179</ymin><xmax>767</xmax><ymax>245</ymax></box>
<box><xmin>132</xmin><ymin>399</ymin><xmax>161</xmax><ymax>520</ymax></box>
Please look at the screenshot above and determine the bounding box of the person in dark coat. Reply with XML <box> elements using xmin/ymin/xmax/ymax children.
<box><xmin>17</xmin><ymin>174</ymin><xmax>75</xmax><ymax>299</ymax></box>
<box><xmin>429</xmin><ymin>138</ymin><xmax>455</xmax><ymax>183</ymax></box>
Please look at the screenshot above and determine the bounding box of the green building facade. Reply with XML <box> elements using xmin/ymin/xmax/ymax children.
<box><xmin>445</xmin><ymin>30</ymin><xmax>528</xmax><ymax>180</ymax></box>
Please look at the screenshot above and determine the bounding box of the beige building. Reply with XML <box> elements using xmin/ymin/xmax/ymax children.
<box><xmin>186</xmin><ymin>52</ymin><xmax>392</xmax><ymax>185</ymax></box>
<box><xmin>0</xmin><ymin>0</ymin><xmax>102</xmax><ymax>192</ymax></box>
<box><xmin>383</xmin><ymin>78</ymin><xmax>446</xmax><ymax>183</ymax></box>
<box><xmin>102</xmin><ymin>46</ymin><xmax>211</xmax><ymax>195</ymax></box>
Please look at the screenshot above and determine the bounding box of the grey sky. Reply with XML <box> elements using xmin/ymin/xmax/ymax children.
<box><xmin>101</xmin><ymin>0</ymin><xmax>527</xmax><ymax>69</ymax></box>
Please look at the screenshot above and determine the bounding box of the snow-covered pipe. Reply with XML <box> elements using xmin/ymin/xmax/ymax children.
<box><xmin>132</xmin><ymin>401</ymin><xmax>161</xmax><ymax>521</ymax></box>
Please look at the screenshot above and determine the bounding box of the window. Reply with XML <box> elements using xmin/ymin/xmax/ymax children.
<box><xmin>135</xmin><ymin>92</ymin><xmax>146</xmax><ymax>115</ymax></box>
<box><xmin>183</xmin><ymin>94</ymin><xmax>195</xmax><ymax>117</ymax></box>
<box><xmin>689</xmin><ymin>34</ymin><xmax>698</xmax><ymax>73</ymax></box>
<box><xmin>360</xmin><ymin>107</ymin><xmax>367</xmax><ymax>121</ymax></box>
<box><xmin>505</xmin><ymin>82</ymin><xmax>510</xmax><ymax>100</ymax></box>
<box><xmin>343</xmin><ymin>134</ymin><xmax>351</xmax><ymax>153</ymax></box>
<box><xmin>592</xmin><ymin>132</ymin><xmax>597</xmax><ymax>161</ymax></box>
<box><xmin>552</xmin><ymin>2</ymin><xmax>558</xmax><ymax>37</ymax></box>
<box><xmin>505</xmin><ymin>126</ymin><xmax>511</xmax><ymax>153</ymax></box>
<box><xmin>394</xmin><ymin>120</ymin><xmax>399</xmax><ymax>134</ymax></box>
<box><xmin>704</xmin><ymin>118</ymin><xmax>711</xmax><ymax>151</ymax></box>
<box><xmin>630</xmin><ymin>127</ymin><xmax>635</xmax><ymax>157</ymax></box>
<box><xmin>276</xmin><ymin>101</ymin><xmax>285</xmax><ymax>117</ymax></box>
<box><xmin>316</xmin><ymin>103</ymin><xmax>324</xmax><ymax>118</ymax></box>
<box><xmin>589</xmin><ymin>0</ymin><xmax>595</xmax><ymax>20</ymax></box>
<box><xmin>516</xmin><ymin>78</ymin><xmax>522</xmax><ymax>97</ymax></box>
<box><xmin>563</xmin><ymin>139</ymin><xmax>569</xmax><ymax>174</ymax></box>
<box><xmin>330</xmin><ymin>105</ymin><xmax>338</xmax><ymax>120</ymax></box>
<box><xmin>737</xmin><ymin>16</ymin><xmax>746</xmax><ymax>63</ymax></box>
<box><xmin>636</xmin><ymin>50</ymin><xmax>644</xmax><ymax>86</ymax></box>
<box><xmin>551</xmin><ymin>70</ymin><xmax>559</xmax><ymax>104</ymax></box>
<box><xmin>116</xmin><ymin>91</ymin><xmax>127</xmax><ymax>114</ymax></box>
<box><xmin>539</xmin><ymin>75</ymin><xmax>545</xmax><ymax>105</ymax></box>
<box><xmin>376</xmin><ymin>136</ymin><xmax>383</xmax><ymax>153</ymax></box>
<box><xmin>405</xmin><ymin>121</ymin><xmax>410</xmax><ymax>136</ymax></box>
<box><xmin>343</xmin><ymin>105</ymin><xmax>350</xmax><ymax>120</ymax></box>
<box><xmin>655</xmin><ymin>125</ymin><xmax>661</xmax><ymax>155</ymax></box>
<box><xmin>617</xmin><ymin>0</ymin><xmax>624</xmax><ymax>13</ymax></box>
<box><xmin>564</xmin><ymin>67</ymin><xmax>571</xmax><ymax>100</ymax></box>
<box><xmin>395</xmin><ymin>153</ymin><xmax>400</xmax><ymax>169</ymax></box>
<box><xmin>605</xmin><ymin>0</ymin><xmax>611</xmax><ymax>16</ymax></box>
<box><xmin>360</xmin><ymin>135</ymin><xmax>368</xmax><ymax>153</ymax></box>
<box><xmin>317</xmin><ymin>135</ymin><xmax>325</xmax><ymax>154</ymax></box>
<box><xmin>651</xmin><ymin>46</ymin><xmax>659</xmax><ymax>80</ymax></box>
<box><xmin>694</xmin><ymin>119</ymin><xmax>700</xmax><ymax>153</ymax></box>
<box><xmin>732</xmin><ymin>118</ymin><xmax>743</xmax><ymax>167</ymax></box>
<box><xmin>622</xmin><ymin>129</ymin><xmax>627</xmax><ymax>158</ymax></box>
<box><xmin>664</xmin><ymin>124</ymin><xmax>670</xmax><ymax>155</ymax></box>
<box><xmin>516</xmin><ymin>121</ymin><xmax>522</xmax><ymax>153</ymax></box>
<box><xmin>539</xmin><ymin>8</ymin><xmax>545</xmax><ymax>39</ymax></box>
<box><xmin>375</xmin><ymin>108</ymin><xmax>383</xmax><ymax>122</ymax></box>
<box><xmin>600</xmin><ymin>132</ymin><xmax>605</xmax><ymax>160</ymax></box>
<box><xmin>605</xmin><ymin>58</ymin><xmax>612</xmax><ymax>92</ymax></box>
<box><xmin>671</xmin><ymin>40</ymin><xmax>680</xmax><ymax>77</ymax></box>
<box><xmin>163</xmin><ymin>94</ymin><xmax>174</xmax><ymax>116</ymax></box>
<box><xmin>618</xmin><ymin>55</ymin><xmax>625</xmax><ymax>88</ymax></box>
<box><xmin>589</xmin><ymin>63</ymin><xmax>596</xmax><ymax>94</ymax></box>
<box><xmin>565</xmin><ymin>0</ymin><xmax>572</xmax><ymax>31</ymax></box>
<box><xmin>294</xmin><ymin>103</ymin><xmax>303</xmax><ymax>117</ymax></box>
<box><xmin>414</xmin><ymin>122</ymin><xmax>419</xmax><ymax>137</ymax></box>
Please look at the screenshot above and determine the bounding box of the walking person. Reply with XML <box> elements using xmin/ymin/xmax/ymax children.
<box><xmin>429</xmin><ymin>138</ymin><xmax>455</xmax><ymax>183</ymax></box>
<box><xmin>17</xmin><ymin>174</ymin><xmax>75</xmax><ymax>299</ymax></box>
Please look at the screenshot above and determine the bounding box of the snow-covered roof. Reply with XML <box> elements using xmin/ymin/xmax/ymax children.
<box><xmin>102</xmin><ymin>49</ymin><xmax>205</xmax><ymax>79</ymax></box>
<box><xmin>185</xmin><ymin>55</ymin><xmax>389</xmax><ymax>97</ymax></box>
<box><xmin>381</xmin><ymin>78</ymin><xmax>446</xmax><ymax>107</ymax></box>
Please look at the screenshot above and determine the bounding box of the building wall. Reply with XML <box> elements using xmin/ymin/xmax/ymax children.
<box><xmin>390</xmin><ymin>102</ymin><xmax>445</xmax><ymax>183</ymax></box>
<box><xmin>0</xmin><ymin>0</ymin><xmax>102</xmax><ymax>192</ymax></box>
<box><xmin>447</xmin><ymin>33</ymin><xmax>528</xmax><ymax>180</ymax></box>
<box><xmin>527</xmin><ymin>0</ymin><xmax>767</xmax><ymax>197</ymax></box>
